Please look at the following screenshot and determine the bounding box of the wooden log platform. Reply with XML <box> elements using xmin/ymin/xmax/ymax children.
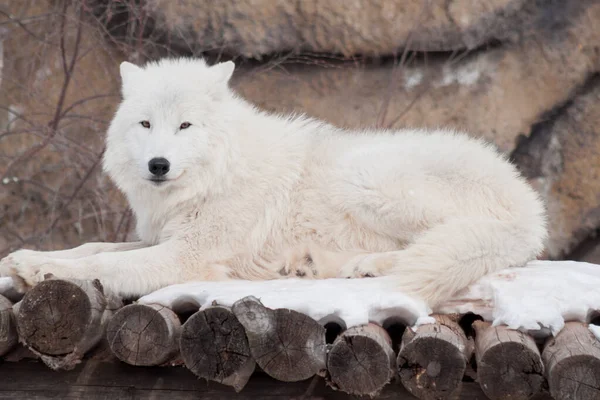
<box><xmin>0</xmin><ymin>359</ymin><xmax>518</xmax><ymax>400</ymax></box>
<box><xmin>0</xmin><ymin>294</ymin><xmax>17</xmax><ymax>356</ymax></box>
<box><xmin>327</xmin><ymin>323</ymin><xmax>396</xmax><ymax>396</ymax></box>
<box><xmin>231</xmin><ymin>295</ymin><xmax>327</xmax><ymax>382</ymax></box>
<box><xmin>472</xmin><ymin>320</ymin><xmax>544</xmax><ymax>400</ymax></box>
<box><xmin>179</xmin><ymin>305</ymin><xmax>255</xmax><ymax>392</ymax></box>
<box><xmin>14</xmin><ymin>277</ymin><xmax>122</xmax><ymax>370</ymax></box>
<box><xmin>106</xmin><ymin>303</ymin><xmax>181</xmax><ymax>366</ymax></box>
<box><xmin>542</xmin><ymin>321</ymin><xmax>600</xmax><ymax>400</ymax></box>
<box><xmin>397</xmin><ymin>314</ymin><xmax>473</xmax><ymax>400</ymax></box>
<box><xmin>2</xmin><ymin>278</ymin><xmax>600</xmax><ymax>399</ymax></box>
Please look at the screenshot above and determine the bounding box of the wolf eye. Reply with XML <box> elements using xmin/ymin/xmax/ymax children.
<box><xmin>179</xmin><ymin>122</ymin><xmax>191</xmax><ymax>130</ymax></box>
<box><xmin>140</xmin><ymin>121</ymin><xmax>151</xmax><ymax>128</ymax></box>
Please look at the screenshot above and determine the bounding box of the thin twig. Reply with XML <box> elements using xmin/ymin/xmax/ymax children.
<box><xmin>1</xmin><ymin>2</ymin><xmax>85</xmax><ymax>182</ymax></box>
<box><xmin>46</xmin><ymin>149</ymin><xmax>105</xmax><ymax>235</ymax></box>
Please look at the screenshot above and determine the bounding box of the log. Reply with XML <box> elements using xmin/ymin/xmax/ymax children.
<box><xmin>318</xmin><ymin>315</ymin><xmax>346</xmax><ymax>345</ymax></box>
<box><xmin>397</xmin><ymin>314</ymin><xmax>473</xmax><ymax>400</ymax></box>
<box><xmin>231</xmin><ymin>295</ymin><xmax>327</xmax><ymax>382</ymax></box>
<box><xmin>327</xmin><ymin>323</ymin><xmax>396</xmax><ymax>396</ymax></box>
<box><xmin>472</xmin><ymin>321</ymin><xmax>544</xmax><ymax>400</ymax></box>
<box><xmin>106</xmin><ymin>303</ymin><xmax>181</xmax><ymax>366</ymax></box>
<box><xmin>180</xmin><ymin>306</ymin><xmax>255</xmax><ymax>392</ymax></box>
<box><xmin>0</xmin><ymin>294</ymin><xmax>18</xmax><ymax>356</ymax></box>
<box><xmin>15</xmin><ymin>277</ymin><xmax>122</xmax><ymax>370</ymax></box>
<box><xmin>542</xmin><ymin>322</ymin><xmax>600</xmax><ymax>400</ymax></box>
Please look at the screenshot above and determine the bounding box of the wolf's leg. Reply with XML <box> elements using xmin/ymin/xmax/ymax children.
<box><xmin>338</xmin><ymin>218</ymin><xmax>545</xmax><ymax>307</ymax></box>
<box><xmin>6</xmin><ymin>242</ymin><xmax>148</xmax><ymax>261</ymax></box>
<box><xmin>0</xmin><ymin>240</ymin><xmax>229</xmax><ymax>297</ymax></box>
<box><xmin>329</xmin><ymin>144</ymin><xmax>546</xmax><ymax>306</ymax></box>
<box><xmin>273</xmin><ymin>243</ymin><xmax>364</xmax><ymax>279</ymax></box>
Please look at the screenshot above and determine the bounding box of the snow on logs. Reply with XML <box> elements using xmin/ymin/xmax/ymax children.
<box><xmin>2</xmin><ymin>277</ymin><xmax>600</xmax><ymax>399</ymax></box>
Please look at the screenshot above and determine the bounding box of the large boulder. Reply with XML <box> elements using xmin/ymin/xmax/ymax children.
<box><xmin>232</xmin><ymin>0</ymin><xmax>600</xmax><ymax>152</ymax></box>
<box><xmin>112</xmin><ymin>0</ymin><xmax>531</xmax><ymax>57</ymax></box>
<box><xmin>513</xmin><ymin>80</ymin><xmax>600</xmax><ymax>259</ymax></box>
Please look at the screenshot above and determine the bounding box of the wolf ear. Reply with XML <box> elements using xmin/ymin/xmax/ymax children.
<box><xmin>213</xmin><ymin>61</ymin><xmax>235</xmax><ymax>84</ymax></box>
<box><xmin>119</xmin><ymin>62</ymin><xmax>142</xmax><ymax>97</ymax></box>
<box><xmin>120</xmin><ymin>62</ymin><xmax>142</xmax><ymax>82</ymax></box>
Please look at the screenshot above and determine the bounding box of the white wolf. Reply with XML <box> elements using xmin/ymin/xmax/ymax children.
<box><xmin>0</xmin><ymin>58</ymin><xmax>547</xmax><ymax>307</ymax></box>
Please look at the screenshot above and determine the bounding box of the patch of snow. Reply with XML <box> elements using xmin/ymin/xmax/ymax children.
<box><xmin>440</xmin><ymin>260</ymin><xmax>600</xmax><ymax>336</ymax></box>
<box><xmin>34</xmin><ymin>67</ymin><xmax>53</xmax><ymax>85</ymax></box>
<box><xmin>140</xmin><ymin>277</ymin><xmax>432</xmax><ymax>329</ymax></box>
<box><xmin>590</xmin><ymin>324</ymin><xmax>600</xmax><ymax>341</ymax></box>
<box><xmin>403</xmin><ymin>69</ymin><xmax>423</xmax><ymax>90</ymax></box>
<box><xmin>0</xmin><ymin>277</ymin><xmax>13</xmax><ymax>295</ymax></box>
<box><xmin>0</xmin><ymin>277</ymin><xmax>20</xmax><ymax>302</ymax></box>
<box><xmin>6</xmin><ymin>105</ymin><xmax>24</xmax><ymax>126</ymax></box>
<box><xmin>437</xmin><ymin>58</ymin><xmax>489</xmax><ymax>87</ymax></box>
<box><xmin>140</xmin><ymin>260</ymin><xmax>600</xmax><ymax>336</ymax></box>
<box><xmin>1</xmin><ymin>177</ymin><xmax>18</xmax><ymax>185</ymax></box>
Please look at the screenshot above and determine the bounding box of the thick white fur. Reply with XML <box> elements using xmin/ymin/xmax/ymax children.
<box><xmin>0</xmin><ymin>58</ymin><xmax>547</xmax><ymax>306</ymax></box>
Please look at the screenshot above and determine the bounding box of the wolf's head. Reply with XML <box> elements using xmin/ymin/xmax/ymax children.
<box><xmin>103</xmin><ymin>58</ymin><xmax>238</xmax><ymax>204</ymax></box>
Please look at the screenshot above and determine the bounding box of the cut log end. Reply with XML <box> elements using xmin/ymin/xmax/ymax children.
<box><xmin>327</xmin><ymin>323</ymin><xmax>396</xmax><ymax>396</ymax></box>
<box><xmin>16</xmin><ymin>279</ymin><xmax>105</xmax><ymax>356</ymax></box>
<box><xmin>398</xmin><ymin>315</ymin><xmax>472</xmax><ymax>400</ymax></box>
<box><xmin>0</xmin><ymin>294</ymin><xmax>17</xmax><ymax>356</ymax></box>
<box><xmin>473</xmin><ymin>321</ymin><xmax>544</xmax><ymax>400</ymax></box>
<box><xmin>232</xmin><ymin>295</ymin><xmax>326</xmax><ymax>382</ymax></box>
<box><xmin>543</xmin><ymin>322</ymin><xmax>600</xmax><ymax>400</ymax></box>
<box><xmin>180</xmin><ymin>306</ymin><xmax>255</xmax><ymax>392</ymax></box>
<box><xmin>106</xmin><ymin>303</ymin><xmax>181</xmax><ymax>366</ymax></box>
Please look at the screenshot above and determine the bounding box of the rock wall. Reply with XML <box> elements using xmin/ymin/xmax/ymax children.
<box><xmin>1</xmin><ymin>0</ymin><xmax>599</xmax><ymax>261</ymax></box>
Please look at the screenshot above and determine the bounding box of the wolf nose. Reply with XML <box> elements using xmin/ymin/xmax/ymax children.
<box><xmin>148</xmin><ymin>157</ymin><xmax>170</xmax><ymax>176</ymax></box>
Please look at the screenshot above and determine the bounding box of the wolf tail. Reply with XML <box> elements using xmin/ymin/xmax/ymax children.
<box><xmin>384</xmin><ymin>213</ymin><xmax>547</xmax><ymax>307</ymax></box>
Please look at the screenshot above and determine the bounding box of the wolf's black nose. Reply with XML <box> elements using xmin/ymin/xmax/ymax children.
<box><xmin>148</xmin><ymin>157</ymin><xmax>170</xmax><ymax>176</ymax></box>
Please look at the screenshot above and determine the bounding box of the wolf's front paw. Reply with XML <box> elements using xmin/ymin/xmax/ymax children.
<box><xmin>338</xmin><ymin>253</ymin><xmax>395</xmax><ymax>279</ymax></box>
<box><xmin>0</xmin><ymin>251</ymin><xmax>72</xmax><ymax>292</ymax></box>
<box><xmin>276</xmin><ymin>245</ymin><xmax>319</xmax><ymax>278</ymax></box>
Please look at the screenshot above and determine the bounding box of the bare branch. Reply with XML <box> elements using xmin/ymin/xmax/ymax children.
<box><xmin>46</xmin><ymin>149</ymin><xmax>105</xmax><ymax>235</ymax></box>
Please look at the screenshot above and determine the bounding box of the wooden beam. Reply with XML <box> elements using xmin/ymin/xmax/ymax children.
<box><xmin>0</xmin><ymin>294</ymin><xmax>17</xmax><ymax>356</ymax></box>
<box><xmin>15</xmin><ymin>278</ymin><xmax>122</xmax><ymax>370</ymax></box>
<box><xmin>327</xmin><ymin>323</ymin><xmax>396</xmax><ymax>396</ymax></box>
<box><xmin>397</xmin><ymin>314</ymin><xmax>472</xmax><ymax>400</ymax></box>
<box><xmin>106</xmin><ymin>303</ymin><xmax>181</xmax><ymax>366</ymax></box>
<box><xmin>0</xmin><ymin>358</ymin><xmax>516</xmax><ymax>400</ymax></box>
<box><xmin>472</xmin><ymin>321</ymin><xmax>544</xmax><ymax>400</ymax></box>
<box><xmin>180</xmin><ymin>305</ymin><xmax>255</xmax><ymax>392</ymax></box>
<box><xmin>232</xmin><ymin>295</ymin><xmax>327</xmax><ymax>382</ymax></box>
<box><xmin>542</xmin><ymin>322</ymin><xmax>600</xmax><ymax>400</ymax></box>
